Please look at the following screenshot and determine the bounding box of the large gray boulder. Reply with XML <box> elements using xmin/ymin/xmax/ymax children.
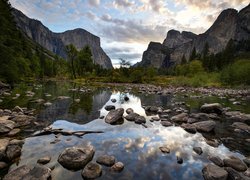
<box><xmin>105</xmin><ymin>108</ymin><xmax>124</xmax><ymax>125</ymax></box>
<box><xmin>58</xmin><ymin>145</ymin><xmax>95</xmax><ymax>170</ymax></box>
<box><xmin>194</xmin><ymin>120</ymin><xmax>216</xmax><ymax>132</ymax></box>
<box><xmin>200</xmin><ymin>103</ymin><xmax>223</xmax><ymax>115</ymax></box>
<box><xmin>202</xmin><ymin>164</ymin><xmax>228</xmax><ymax>180</ymax></box>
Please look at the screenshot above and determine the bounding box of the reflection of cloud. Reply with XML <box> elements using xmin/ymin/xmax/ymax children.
<box><xmin>125</xmin><ymin>137</ymin><xmax>150</xmax><ymax>149</ymax></box>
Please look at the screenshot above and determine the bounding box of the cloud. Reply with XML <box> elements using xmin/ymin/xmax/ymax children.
<box><xmin>88</xmin><ymin>0</ymin><xmax>100</xmax><ymax>7</ymax></box>
<box><xmin>112</xmin><ymin>0</ymin><xmax>135</xmax><ymax>8</ymax></box>
<box><xmin>85</xmin><ymin>11</ymin><xmax>97</xmax><ymax>20</ymax></box>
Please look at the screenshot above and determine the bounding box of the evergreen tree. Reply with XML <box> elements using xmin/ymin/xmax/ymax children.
<box><xmin>189</xmin><ymin>47</ymin><xmax>197</xmax><ymax>61</ymax></box>
<box><xmin>65</xmin><ymin>44</ymin><xmax>78</xmax><ymax>79</ymax></box>
<box><xmin>181</xmin><ymin>55</ymin><xmax>187</xmax><ymax>64</ymax></box>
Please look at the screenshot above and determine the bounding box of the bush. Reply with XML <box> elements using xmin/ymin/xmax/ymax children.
<box><xmin>220</xmin><ymin>59</ymin><xmax>250</xmax><ymax>85</ymax></box>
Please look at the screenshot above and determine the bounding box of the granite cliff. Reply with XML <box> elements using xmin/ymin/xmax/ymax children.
<box><xmin>12</xmin><ymin>9</ymin><xmax>113</xmax><ymax>69</ymax></box>
<box><xmin>138</xmin><ymin>4</ymin><xmax>250</xmax><ymax>67</ymax></box>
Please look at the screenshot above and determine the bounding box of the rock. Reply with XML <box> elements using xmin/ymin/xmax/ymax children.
<box><xmin>177</xmin><ymin>156</ymin><xmax>183</xmax><ymax>164</ymax></box>
<box><xmin>159</xmin><ymin>146</ymin><xmax>170</xmax><ymax>153</ymax></box>
<box><xmin>105</xmin><ymin>108</ymin><xmax>124</xmax><ymax>125</ymax></box>
<box><xmin>193</xmin><ymin>120</ymin><xmax>216</xmax><ymax>132</ymax></box>
<box><xmin>9</xmin><ymin>139</ymin><xmax>24</xmax><ymax>146</ymax></box>
<box><xmin>0</xmin><ymin>161</ymin><xmax>8</xmax><ymax>169</ymax></box>
<box><xmin>125</xmin><ymin>113</ymin><xmax>139</xmax><ymax>121</ymax></box>
<box><xmin>181</xmin><ymin>123</ymin><xmax>196</xmax><ymax>134</ymax></box>
<box><xmin>231</xmin><ymin>122</ymin><xmax>250</xmax><ymax>132</ymax></box>
<box><xmin>43</xmin><ymin>102</ymin><xmax>52</xmax><ymax>107</ymax></box>
<box><xmin>7</xmin><ymin>128</ymin><xmax>21</xmax><ymax>136</ymax></box>
<box><xmin>151</xmin><ymin>117</ymin><xmax>160</xmax><ymax>121</ymax></box>
<box><xmin>225</xmin><ymin>111</ymin><xmax>250</xmax><ymax>123</ymax></box>
<box><xmin>0</xmin><ymin>139</ymin><xmax>9</xmax><ymax>160</ymax></box>
<box><xmin>208</xmin><ymin>156</ymin><xmax>224</xmax><ymax>167</ymax></box>
<box><xmin>96</xmin><ymin>155</ymin><xmax>116</xmax><ymax>166</ymax></box>
<box><xmin>34</xmin><ymin>99</ymin><xmax>45</xmax><ymax>103</ymax></box>
<box><xmin>0</xmin><ymin>120</ymin><xmax>15</xmax><ymax>134</ymax></box>
<box><xmin>82</xmin><ymin>162</ymin><xmax>102</xmax><ymax>179</ymax></box>
<box><xmin>148</xmin><ymin>106</ymin><xmax>159</xmax><ymax>112</ymax></box>
<box><xmin>3</xmin><ymin>92</ymin><xmax>11</xmax><ymax>96</ymax></box>
<box><xmin>193</xmin><ymin>147</ymin><xmax>203</xmax><ymax>155</ymax></box>
<box><xmin>200</xmin><ymin>103</ymin><xmax>223</xmax><ymax>114</ymax></box>
<box><xmin>205</xmin><ymin>139</ymin><xmax>219</xmax><ymax>147</ymax></box>
<box><xmin>3</xmin><ymin>165</ymin><xmax>31</xmax><ymax>180</ymax></box>
<box><xmin>135</xmin><ymin>116</ymin><xmax>146</xmax><ymax>124</ymax></box>
<box><xmin>224</xmin><ymin>167</ymin><xmax>248</xmax><ymax>180</ymax></box>
<box><xmin>161</xmin><ymin>121</ymin><xmax>172</xmax><ymax>127</ymax></box>
<box><xmin>105</xmin><ymin>105</ymin><xmax>116</xmax><ymax>111</ymax></box>
<box><xmin>243</xmin><ymin>159</ymin><xmax>250</xmax><ymax>167</ymax></box>
<box><xmin>202</xmin><ymin>164</ymin><xmax>228</xmax><ymax>180</ymax></box>
<box><xmin>6</xmin><ymin>145</ymin><xmax>22</xmax><ymax>161</ymax></box>
<box><xmin>22</xmin><ymin>165</ymin><xmax>51</xmax><ymax>180</ymax></box>
<box><xmin>223</xmin><ymin>156</ymin><xmax>248</xmax><ymax>172</ymax></box>
<box><xmin>124</xmin><ymin>96</ymin><xmax>129</xmax><ymax>101</ymax></box>
<box><xmin>37</xmin><ymin>156</ymin><xmax>51</xmax><ymax>165</ymax></box>
<box><xmin>111</xmin><ymin>99</ymin><xmax>116</xmax><ymax>103</ymax></box>
<box><xmin>126</xmin><ymin>108</ymin><xmax>133</xmax><ymax>114</ymax></box>
<box><xmin>0</xmin><ymin>116</ymin><xmax>10</xmax><ymax>121</ymax></box>
<box><xmin>57</xmin><ymin>96</ymin><xmax>70</xmax><ymax>100</ymax></box>
<box><xmin>111</xmin><ymin>162</ymin><xmax>124</xmax><ymax>172</ymax></box>
<box><xmin>13</xmin><ymin>106</ymin><xmax>23</xmax><ymax>113</ymax></box>
<box><xmin>58</xmin><ymin>145</ymin><xmax>95</xmax><ymax>170</ymax></box>
<box><xmin>171</xmin><ymin>113</ymin><xmax>188</xmax><ymax>122</ymax></box>
<box><xmin>11</xmin><ymin>115</ymin><xmax>35</xmax><ymax>127</ymax></box>
<box><xmin>74</xmin><ymin>99</ymin><xmax>80</xmax><ymax>103</ymax></box>
<box><xmin>244</xmin><ymin>168</ymin><xmax>250</xmax><ymax>177</ymax></box>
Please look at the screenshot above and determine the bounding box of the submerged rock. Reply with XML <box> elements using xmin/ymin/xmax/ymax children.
<box><xmin>81</xmin><ymin>162</ymin><xmax>102</xmax><ymax>179</ymax></box>
<box><xmin>58</xmin><ymin>145</ymin><xmax>95</xmax><ymax>170</ymax></box>
<box><xmin>223</xmin><ymin>156</ymin><xmax>247</xmax><ymax>172</ymax></box>
<box><xmin>111</xmin><ymin>162</ymin><xmax>124</xmax><ymax>172</ymax></box>
<box><xmin>193</xmin><ymin>120</ymin><xmax>216</xmax><ymax>132</ymax></box>
<box><xmin>105</xmin><ymin>105</ymin><xmax>115</xmax><ymax>111</ymax></box>
<box><xmin>208</xmin><ymin>156</ymin><xmax>224</xmax><ymax>167</ymax></box>
<box><xmin>200</xmin><ymin>103</ymin><xmax>223</xmax><ymax>115</ymax></box>
<box><xmin>202</xmin><ymin>164</ymin><xmax>228</xmax><ymax>180</ymax></box>
<box><xmin>105</xmin><ymin>108</ymin><xmax>124</xmax><ymax>125</ymax></box>
<box><xmin>193</xmin><ymin>147</ymin><xmax>203</xmax><ymax>155</ymax></box>
<box><xmin>37</xmin><ymin>156</ymin><xmax>51</xmax><ymax>165</ymax></box>
<box><xmin>96</xmin><ymin>155</ymin><xmax>116</xmax><ymax>166</ymax></box>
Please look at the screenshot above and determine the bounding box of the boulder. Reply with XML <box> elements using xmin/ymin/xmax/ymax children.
<box><xmin>11</xmin><ymin>115</ymin><xmax>35</xmax><ymax>127</ymax></box>
<box><xmin>223</xmin><ymin>156</ymin><xmax>248</xmax><ymax>172</ymax></box>
<box><xmin>200</xmin><ymin>103</ymin><xmax>223</xmax><ymax>114</ymax></box>
<box><xmin>225</xmin><ymin>167</ymin><xmax>248</xmax><ymax>180</ymax></box>
<box><xmin>111</xmin><ymin>162</ymin><xmax>124</xmax><ymax>172</ymax></box>
<box><xmin>105</xmin><ymin>105</ymin><xmax>116</xmax><ymax>111</ymax></box>
<box><xmin>81</xmin><ymin>162</ymin><xmax>102</xmax><ymax>179</ymax></box>
<box><xmin>126</xmin><ymin>108</ymin><xmax>134</xmax><ymax>114</ymax></box>
<box><xmin>12</xmin><ymin>106</ymin><xmax>23</xmax><ymax>113</ymax></box>
<box><xmin>193</xmin><ymin>147</ymin><xmax>203</xmax><ymax>155</ymax></box>
<box><xmin>124</xmin><ymin>113</ymin><xmax>139</xmax><ymax>121</ymax></box>
<box><xmin>58</xmin><ymin>146</ymin><xmax>95</xmax><ymax>170</ymax></box>
<box><xmin>0</xmin><ymin>139</ymin><xmax>9</xmax><ymax>160</ymax></box>
<box><xmin>7</xmin><ymin>128</ymin><xmax>21</xmax><ymax>136</ymax></box>
<box><xmin>22</xmin><ymin>165</ymin><xmax>51</xmax><ymax>180</ymax></box>
<box><xmin>193</xmin><ymin>120</ymin><xmax>216</xmax><ymax>132</ymax></box>
<box><xmin>181</xmin><ymin>123</ymin><xmax>196</xmax><ymax>134</ymax></box>
<box><xmin>171</xmin><ymin>113</ymin><xmax>188</xmax><ymax>122</ymax></box>
<box><xmin>6</xmin><ymin>145</ymin><xmax>22</xmax><ymax>161</ymax></box>
<box><xmin>3</xmin><ymin>165</ymin><xmax>31</xmax><ymax>180</ymax></box>
<box><xmin>208</xmin><ymin>156</ymin><xmax>224</xmax><ymax>167</ymax></box>
<box><xmin>231</xmin><ymin>122</ymin><xmax>250</xmax><ymax>132</ymax></box>
<box><xmin>202</xmin><ymin>164</ymin><xmax>228</xmax><ymax>180</ymax></box>
<box><xmin>0</xmin><ymin>120</ymin><xmax>15</xmax><ymax>134</ymax></box>
<box><xmin>161</xmin><ymin>121</ymin><xmax>172</xmax><ymax>127</ymax></box>
<box><xmin>135</xmin><ymin>116</ymin><xmax>146</xmax><ymax>124</ymax></box>
<box><xmin>37</xmin><ymin>156</ymin><xmax>51</xmax><ymax>165</ymax></box>
<box><xmin>96</xmin><ymin>155</ymin><xmax>116</xmax><ymax>166</ymax></box>
<box><xmin>105</xmin><ymin>108</ymin><xmax>124</xmax><ymax>125</ymax></box>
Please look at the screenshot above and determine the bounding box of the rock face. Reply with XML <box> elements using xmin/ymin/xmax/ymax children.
<box><xmin>136</xmin><ymin>42</ymin><xmax>172</xmax><ymax>68</ymax></box>
<box><xmin>138</xmin><ymin>4</ymin><xmax>250</xmax><ymax>67</ymax></box>
<box><xmin>12</xmin><ymin>9</ymin><xmax>113</xmax><ymax>69</ymax></box>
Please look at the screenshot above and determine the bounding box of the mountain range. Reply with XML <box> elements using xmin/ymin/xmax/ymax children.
<box><xmin>12</xmin><ymin>9</ymin><xmax>113</xmax><ymax>69</ymax></box>
<box><xmin>137</xmin><ymin>4</ymin><xmax>250</xmax><ymax>68</ymax></box>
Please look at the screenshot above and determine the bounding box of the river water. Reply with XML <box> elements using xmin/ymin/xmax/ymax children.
<box><xmin>0</xmin><ymin>81</ymin><xmax>249</xmax><ymax>179</ymax></box>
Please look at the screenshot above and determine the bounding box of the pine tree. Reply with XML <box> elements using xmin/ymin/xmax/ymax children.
<box><xmin>189</xmin><ymin>47</ymin><xmax>197</xmax><ymax>61</ymax></box>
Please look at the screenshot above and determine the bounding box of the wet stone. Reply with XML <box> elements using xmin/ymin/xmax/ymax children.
<box><xmin>111</xmin><ymin>162</ymin><xmax>124</xmax><ymax>172</ymax></box>
<box><xmin>105</xmin><ymin>105</ymin><xmax>116</xmax><ymax>111</ymax></box>
<box><xmin>111</xmin><ymin>99</ymin><xmax>116</xmax><ymax>103</ymax></box>
<box><xmin>193</xmin><ymin>147</ymin><xmax>203</xmax><ymax>155</ymax></box>
<box><xmin>159</xmin><ymin>146</ymin><xmax>170</xmax><ymax>153</ymax></box>
<box><xmin>96</xmin><ymin>155</ymin><xmax>116</xmax><ymax>166</ymax></box>
<box><xmin>171</xmin><ymin>113</ymin><xmax>188</xmax><ymax>123</ymax></box>
<box><xmin>202</xmin><ymin>164</ymin><xmax>228</xmax><ymax>180</ymax></box>
<box><xmin>135</xmin><ymin>116</ymin><xmax>146</xmax><ymax>124</ymax></box>
<box><xmin>105</xmin><ymin>108</ymin><xmax>124</xmax><ymax>125</ymax></box>
<box><xmin>223</xmin><ymin>156</ymin><xmax>248</xmax><ymax>172</ymax></box>
<box><xmin>125</xmin><ymin>113</ymin><xmax>139</xmax><ymax>121</ymax></box>
<box><xmin>37</xmin><ymin>156</ymin><xmax>51</xmax><ymax>165</ymax></box>
<box><xmin>208</xmin><ymin>156</ymin><xmax>224</xmax><ymax>167</ymax></box>
<box><xmin>161</xmin><ymin>121</ymin><xmax>172</xmax><ymax>127</ymax></box>
<box><xmin>58</xmin><ymin>145</ymin><xmax>95</xmax><ymax>170</ymax></box>
<box><xmin>82</xmin><ymin>162</ymin><xmax>102</xmax><ymax>179</ymax></box>
<box><xmin>126</xmin><ymin>108</ymin><xmax>134</xmax><ymax>114</ymax></box>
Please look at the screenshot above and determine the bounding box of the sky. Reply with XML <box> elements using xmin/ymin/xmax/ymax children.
<box><xmin>9</xmin><ymin>0</ymin><xmax>249</xmax><ymax>66</ymax></box>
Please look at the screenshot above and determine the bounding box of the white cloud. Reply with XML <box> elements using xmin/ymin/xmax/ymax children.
<box><xmin>88</xmin><ymin>0</ymin><xmax>100</xmax><ymax>7</ymax></box>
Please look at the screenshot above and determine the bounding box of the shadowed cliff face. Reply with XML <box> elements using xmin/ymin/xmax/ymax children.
<box><xmin>140</xmin><ymin>4</ymin><xmax>250</xmax><ymax>66</ymax></box>
<box><xmin>12</xmin><ymin>9</ymin><xmax>113</xmax><ymax>69</ymax></box>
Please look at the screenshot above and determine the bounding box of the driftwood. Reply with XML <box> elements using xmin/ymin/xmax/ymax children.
<box><xmin>32</xmin><ymin>128</ymin><xmax>103</xmax><ymax>137</ymax></box>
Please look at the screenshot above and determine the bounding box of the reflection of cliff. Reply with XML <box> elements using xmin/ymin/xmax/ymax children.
<box><xmin>139</xmin><ymin>94</ymin><xmax>173</xmax><ymax>108</ymax></box>
<box><xmin>37</xmin><ymin>90</ymin><xmax>111</xmax><ymax>124</ymax></box>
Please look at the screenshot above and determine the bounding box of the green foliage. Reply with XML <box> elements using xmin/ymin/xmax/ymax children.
<box><xmin>175</xmin><ymin>60</ymin><xmax>204</xmax><ymax>77</ymax></box>
<box><xmin>220</xmin><ymin>59</ymin><xmax>250</xmax><ymax>85</ymax></box>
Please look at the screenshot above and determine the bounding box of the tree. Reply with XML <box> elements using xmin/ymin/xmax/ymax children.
<box><xmin>65</xmin><ymin>44</ymin><xmax>78</xmax><ymax>79</ymax></box>
<box><xmin>189</xmin><ymin>47</ymin><xmax>197</xmax><ymax>61</ymax></box>
<box><xmin>181</xmin><ymin>55</ymin><xmax>187</xmax><ymax>64</ymax></box>
<box><xmin>119</xmin><ymin>58</ymin><xmax>131</xmax><ymax>68</ymax></box>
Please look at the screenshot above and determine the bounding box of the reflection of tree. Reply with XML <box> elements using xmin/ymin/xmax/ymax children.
<box><xmin>69</xmin><ymin>93</ymin><xmax>93</xmax><ymax>115</ymax></box>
